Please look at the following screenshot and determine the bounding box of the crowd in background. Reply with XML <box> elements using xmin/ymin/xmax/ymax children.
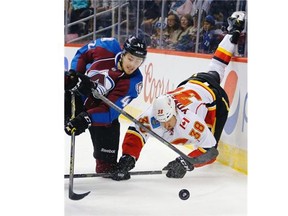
<box><xmin>64</xmin><ymin>0</ymin><xmax>247</xmax><ymax>56</ymax></box>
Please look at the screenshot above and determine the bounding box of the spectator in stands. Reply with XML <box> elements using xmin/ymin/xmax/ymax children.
<box><xmin>170</xmin><ymin>14</ymin><xmax>195</xmax><ymax>51</ymax></box>
<box><xmin>195</xmin><ymin>0</ymin><xmax>211</xmax><ymax>17</ymax></box>
<box><xmin>208</xmin><ymin>0</ymin><xmax>237</xmax><ymax>29</ymax></box>
<box><xmin>163</xmin><ymin>12</ymin><xmax>181</xmax><ymax>48</ymax></box>
<box><xmin>150</xmin><ymin>21</ymin><xmax>168</xmax><ymax>48</ymax></box>
<box><xmin>210</xmin><ymin>9</ymin><xmax>226</xmax><ymax>31</ymax></box>
<box><xmin>140</xmin><ymin>0</ymin><xmax>169</xmax><ymax>36</ymax></box>
<box><xmin>198</xmin><ymin>15</ymin><xmax>222</xmax><ymax>54</ymax></box>
<box><xmin>175</xmin><ymin>0</ymin><xmax>195</xmax><ymax>17</ymax></box>
<box><xmin>94</xmin><ymin>0</ymin><xmax>113</xmax><ymax>37</ymax></box>
<box><xmin>168</xmin><ymin>0</ymin><xmax>186</xmax><ymax>14</ymax></box>
<box><xmin>68</xmin><ymin>0</ymin><xmax>92</xmax><ymax>36</ymax></box>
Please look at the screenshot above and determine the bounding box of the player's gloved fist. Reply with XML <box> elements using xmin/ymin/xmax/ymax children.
<box><xmin>65</xmin><ymin>69</ymin><xmax>78</xmax><ymax>90</ymax></box>
<box><xmin>74</xmin><ymin>74</ymin><xmax>98</xmax><ymax>97</ymax></box>
<box><xmin>111</xmin><ymin>154</ymin><xmax>136</xmax><ymax>181</ymax></box>
<box><xmin>65</xmin><ymin>111</ymin><xmax>91</xmax><ymax>136</ymax></box>
<box><xmin>163</xmin><ymin>156</ymin><xmax>194</xmax><ymax>178</ymax></box>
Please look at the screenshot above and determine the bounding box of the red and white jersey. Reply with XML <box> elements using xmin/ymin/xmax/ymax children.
<box><xmin>122</xmin><ymin>79</ymin><xmax>218</xmax><ymax>159</ymax></box>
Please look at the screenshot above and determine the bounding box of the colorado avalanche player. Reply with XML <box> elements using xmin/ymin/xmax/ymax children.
<box><xmin>64</xmin><ymin>35</ymin><xmax>147</xmax><ymax>173</ymax></box>
<box><xmin>111</xmin><ymin>11</ymin><xmax>246</xmax><ymax>180</ymax></box>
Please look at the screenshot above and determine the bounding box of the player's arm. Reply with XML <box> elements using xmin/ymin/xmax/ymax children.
<box><xmin>187</xmin><ymin>147</ymin><xmax>218</xmax><ymax>167</ymax></box>
<box><xmin>207</xmin><ymin>11</ymin><xmax>246</xmax><ymax>82</ymax></box>
<box><xmin>70</xmin><ymin>37</ymin><xmax>121</xmax><ymax>73</ymax></box>
<box><xmin>70</xmin><ymin>43</ymin><xmax>96</xmax><ymax>73</ymax></box>
<box><xmin>65</xmin><ymin>41</ymin><xmax>100</xmax><ymax>91</ymax></box>
<box><xmin>162</xmin><ymin>147</ymin><xmax>218</xmax><ymax>179</ymax></box>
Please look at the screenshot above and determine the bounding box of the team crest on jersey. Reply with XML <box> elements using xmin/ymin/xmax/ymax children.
<box><xmin>151</xmin><ymin>117</ymin><xmax>160</xmax><ymax>128</ymax></box>
<box><xmin>135</xmin><ymin>82</ymin><xmax>143</xmax><ymax>95</ymax></box>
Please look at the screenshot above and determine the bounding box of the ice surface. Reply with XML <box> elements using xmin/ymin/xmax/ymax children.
<box><xmin>64</xmin><ymin>120</ymin><xmax>247</xmax><ymax>216</ymax></box>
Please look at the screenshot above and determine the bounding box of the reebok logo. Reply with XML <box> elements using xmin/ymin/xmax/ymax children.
<box><xmin>101</xmin><ymin>148</ymin><xmax>116</xmax><ymax>154</ymax></box>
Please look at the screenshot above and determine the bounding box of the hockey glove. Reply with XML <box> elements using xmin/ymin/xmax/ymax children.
<box><xmin>65</xmin><ymin>69</ymin><xmax>78</xmax><ymax>90</ymax></box>
<box><xmin>111</xmin><ymin>154</ymin><xmax>136</xmax><ymax>181</ymax></box>
<box><xmin>65</xmin><ymin>111</ymin><xmax>91</xmax><ymax>136</ymax></box>
<box><xmin>163</xmin><ymin>156</ymin><xmax>194</xmax><ymax>178</ymax></box>
<box><xmin>74</xmin><ymin>74</ymin><xmax>98</xmax><ymax>97</ymax></box>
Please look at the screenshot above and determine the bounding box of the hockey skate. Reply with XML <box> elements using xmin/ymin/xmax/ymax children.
<box><xmin>227</xmin><ymin>11</ymin><xmax>246</xmax><ymax>33</ymax></box>
<box><xmin>227</xmin><ymin>11</ymin><xmax>246</xmax><ymax>44</ymax></box>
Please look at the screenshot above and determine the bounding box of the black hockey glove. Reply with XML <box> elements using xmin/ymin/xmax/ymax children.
<box><xmin>111</xmin><ymin>154</ymin><xmax>136</xmax><ymax>181</ymax></box>
<box><xmin>65</xmin><ymin>69</ymin><xmax>78</xmax><ymax>90</ymax></box>
<box><xmin>75</xmin><ymin>73</ymin><xmax>98</xmax><ymax>97</ymax></box>
<box><xmin>163</xmin><ymin>157</ymin><xmax>194</xmax><ymax>178</ymax></box>
<box><xmin>65</xmin><ymin>111</ymin><xmax>91</xmax><ymax>136</ymax></box>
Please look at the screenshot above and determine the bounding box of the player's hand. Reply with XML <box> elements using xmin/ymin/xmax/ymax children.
<box><xmin>65</xmin><ymin>69</ymin><xmax>78</xmax><ymax>90</ymax></box>
<box><xmin>111</xmin><ymin>155</ymin><xmax>135</xmax><ymax>181</ymax></box>
<box><xmin>65</xmin><ymin>111</ymin><xmax>91</xmax><ymax>136</ymax></box>
<box><xmin>74</xmin><ymin>73</ymin><xmax>98</xmax><ymax>97</ymax></box>
<box><xmin>163</xmin><ymin>157</ymin><xmax>194</xmax><ymax>178</ymax></box>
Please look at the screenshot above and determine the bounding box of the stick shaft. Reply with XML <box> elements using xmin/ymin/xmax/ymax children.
<box><xmin>64</xmin><ymin>170</ymin><xmax>165</xmax><ymax>179</ymax></box>
<box><xmin>68</xmin><ymin>92</ymin><xmax>76</xmax><ymax>196</ymax></box>
<box><xmin>93</xmin><ymin>90</ymin><xmax>197</xmax><ymax>165</ymax></box>
<box><xmin>68</xmin><ymin>91</ymin><xmax>90</xmax><ymax>200</ymax></box>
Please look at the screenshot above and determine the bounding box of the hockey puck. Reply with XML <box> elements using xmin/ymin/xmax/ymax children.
<box><xmin>179</xmin><ymin>189</ymin><xmax>190</xmax><ymax>200</ymax></box>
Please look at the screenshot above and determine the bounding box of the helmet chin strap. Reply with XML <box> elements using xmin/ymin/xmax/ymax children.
<box><xmin>118</xmin><ymin>53</ymin><xmax>126</xmax><ymax>73</ymax></box>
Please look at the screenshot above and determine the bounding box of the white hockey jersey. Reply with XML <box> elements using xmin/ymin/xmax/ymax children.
<box><xmin>129</xmin><ymin>80</ymin><xmax>217</xmax><ymax>149</ymax></box>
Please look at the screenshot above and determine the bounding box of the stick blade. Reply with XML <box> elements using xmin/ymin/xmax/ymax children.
<box><xmin>69</xmin><ymin>190</ymin><xmax>90</xmax><ymax>200</ymax></box>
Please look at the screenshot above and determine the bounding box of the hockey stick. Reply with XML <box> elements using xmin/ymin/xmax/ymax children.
<box><xmin>64</xmin><ymin>170</ymin><xmax>166</xmax><ymax>179</ymax></box>
<box><xmin>68</xmin><ymin>91</ymin><xmax>90</xmax><ymax>200</ymax></box>
<box><xmin>74</xmin><ymin>71</ymin><xmax>218</xmax><ymax>167</ymax></box>
<box><xmin>91</xmin><ymin>89</ymin><xmax>218</xmax><ymax>166</ymax></box>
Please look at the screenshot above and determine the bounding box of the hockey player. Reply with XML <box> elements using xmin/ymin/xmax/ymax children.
<box><xmin>64</xmin><ymin>35</ymin><xmax>147</xmax><ymax>173</ymax></box>
<box><xmin>111</xmin><ymin>11</ymin><xmax>246</xmax><ymax>180</ymax></box>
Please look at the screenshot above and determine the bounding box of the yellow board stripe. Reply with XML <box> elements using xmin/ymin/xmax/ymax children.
<box><xmin>217</xmin><ymin>141</ymin><xmax>247</xmax><ymax>174</ymax></box>
<box><xmin>184</xmin><ymin>142</ymin><xmax>247</xmax><ymax>175</ymax></box>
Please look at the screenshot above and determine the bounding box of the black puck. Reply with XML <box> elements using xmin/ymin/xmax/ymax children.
<box><xmin>179</xmin><ymin>189</ymin><xmax>190</xmax><ymax>200</ymax></box>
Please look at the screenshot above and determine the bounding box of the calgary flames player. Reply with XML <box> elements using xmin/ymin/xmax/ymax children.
<box><xmin>111</xmin><ymin>11</ymin><xmax>246</xmax><ymax>180</ymax></box>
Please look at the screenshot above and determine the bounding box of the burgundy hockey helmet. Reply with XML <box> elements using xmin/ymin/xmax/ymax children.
<box><xmin>123</xmin><ymin>35</ymin><xmax>147</xmax><ymax>59</ymax></box>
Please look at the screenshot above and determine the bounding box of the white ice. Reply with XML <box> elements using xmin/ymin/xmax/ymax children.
<box><xmin>64</xmin><ymin>120</ymin><xmax>247</xmax><ymax>216</ymax></box>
